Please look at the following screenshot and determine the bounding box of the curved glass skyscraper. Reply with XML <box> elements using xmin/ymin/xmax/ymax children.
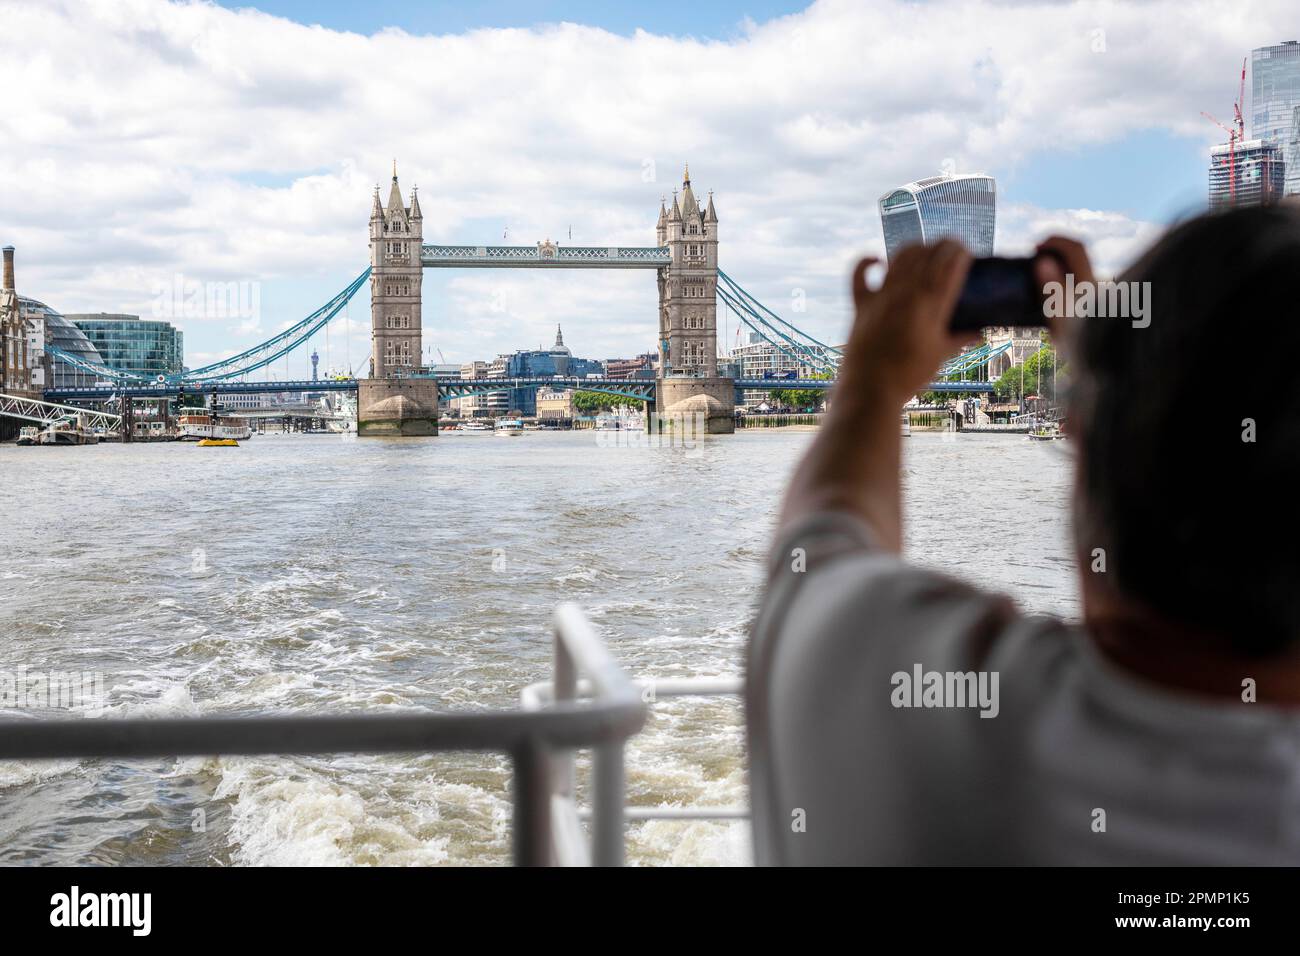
<box><xmin>1251</xmin><ymin>41</ymin><xmax>1300</xmax><ymax>197</ymax></box>
<box><xmin>878</xmin><ymin>174</ymin><xmax>996</xmax><ymax>261</ymax></box>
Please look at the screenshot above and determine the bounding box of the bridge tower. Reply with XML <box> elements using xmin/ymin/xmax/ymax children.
<box><xmin>358</xmin><ymin>163</ymin><xmax>439</xmax><ymax>435</ymax></box>
<box><xmin>369</xmin><ymin>164</ymin><xmax>423</xmax><ymax>378</ymax></box>
<box><xmin>655</xmin><ymin>166</ymin><xmax>734</xmax><ymax>433</ymax></box>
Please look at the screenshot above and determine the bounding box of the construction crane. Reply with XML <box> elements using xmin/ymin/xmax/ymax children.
<box><xmin>1234</xmin><ymin>56</ymin><xmax>1247</xmax><ymax>141</ymax></box>
<box><xmin>1203</xmin><ymin>57</ymin><xmax>1248</xmax><ymax>205</ymax></box>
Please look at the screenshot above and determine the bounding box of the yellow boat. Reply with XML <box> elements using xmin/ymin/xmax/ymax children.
<box><xmin>196</xmin><ymin>438</ymin><xmax>240</xmax><ymax>447</ymax></box>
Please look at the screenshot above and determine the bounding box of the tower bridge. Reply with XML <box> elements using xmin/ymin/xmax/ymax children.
<box><xmin>362</xmin><ymin>163</ymin><xmax>730</xmax><ymax>435</ymax></box>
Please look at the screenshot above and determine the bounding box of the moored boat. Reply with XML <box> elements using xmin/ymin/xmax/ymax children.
<box><xmin>28</xmin><ymin>415</ymin><xmax>99</xmax><ymax>445</ymax></box>
<box><xmin>177</xmin><ymin>409</ymin><xmax>251</xmax><ymax>442</ymax></box>
<box><xmin>1028</xmin><ymin>421</ymin><xmax>1063</xmax><ymax>441</ymax></box>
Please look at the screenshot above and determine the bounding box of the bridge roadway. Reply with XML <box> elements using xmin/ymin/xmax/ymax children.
<box><xmin>43</xmin><ymin>376</ymin><xmax>994</xmax><ymax>403</ymax></box>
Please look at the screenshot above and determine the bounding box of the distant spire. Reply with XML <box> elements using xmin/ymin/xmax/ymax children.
<box><xmin>393</xmin><ymin>158</ymin><xmax>398</xmax><ymax>180</ymax></box>
<box><xmin>371</xmin><ymin>185</ymin><xmax>383</xmax><ymax>220</ymax></box>
<box><xmin>705</xmin><ymin>190</ymin><xmax>718</xmax><ymax>223</ymax></box>
<box><xmin>668</xmin><ymin>189</ymin><xmax>682</xmax><ymax>221</ymax></box>
<box><xmin>554</xmin><ymin>323</ymin><xmax>564</xmax><ymax>347</ymax></box>
<box><xmin>683</xmin><ymin>162</ymin><xmax>690</xmax><ymax>185</ymax></box>
<box><xmin>409</xmin><ymin>185</ymin><xmax>422</xmax><ymax>220</ymax></box>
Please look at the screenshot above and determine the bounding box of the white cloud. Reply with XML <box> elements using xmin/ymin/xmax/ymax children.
<box><xmin>0</xmin><ymin>0</ymin><xmax>1290</xmax><ymax>365</ymax></box>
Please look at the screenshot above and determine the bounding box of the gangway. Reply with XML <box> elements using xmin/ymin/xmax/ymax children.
<box><xmin>0</xmin><ymin>392</ymin><xmax>123</xmax><ymax>430</ymax></box>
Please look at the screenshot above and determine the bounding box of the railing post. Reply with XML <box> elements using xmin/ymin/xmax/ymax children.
<box><xmin>512</xmin><ymin>738</ymin><xmax>553</xmax><ymax>866</ymax></box>
<box><xmin>591</xmin><ymin>741</ymin><xmax>626</xmax><ymax>867</ymax></box>
<box><xmin>553</xmin><ymin>631</ymin><xmax>577</xmax><ymax>800</ymax></box>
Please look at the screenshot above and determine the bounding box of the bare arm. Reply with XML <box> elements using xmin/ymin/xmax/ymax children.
<box><xmin>778</xmin><ymin>241</ymin><xmax>976</xmax><ymax>551</ymax></box>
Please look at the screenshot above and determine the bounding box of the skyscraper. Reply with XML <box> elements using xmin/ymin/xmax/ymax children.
<box><xmin>1208</xmin><ymin>139</ymin><xmax>1285</xmax><ymax>209</ymax></box>
<box><xmin>1251</xmin><ymin>41</ymin><xmax>1300</xmax><ymax>196</ymax></box>
<box><xmin>878</xmin><ymin>174</ymin><xmax>996</xmax><ymax>261</ymax></box>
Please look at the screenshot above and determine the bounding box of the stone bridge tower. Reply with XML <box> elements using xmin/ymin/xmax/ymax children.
<box><xmin>656</xmin><ymin>164</ymin><xmax>718</xmax><ymax>377</ymax></box>
<box><xmin>655</xmin><ymin>166</ymin><xmax>734</xmax><ymax>433</ymax></box>
<box><xmin>358</xmin><ymin>163</ymin><xmax>439</xmax><ymax>436</ymax></box>
<box><xmin>369</xmin><ymin>163</ymin><xmax>423</xmax><ymax>378</ymax></box>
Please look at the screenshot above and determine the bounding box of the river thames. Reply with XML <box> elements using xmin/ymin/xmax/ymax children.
<box><xmin>0</xmin><ymin>429</ymin><xmax>1076</xmax><ymax>865</ymax></box>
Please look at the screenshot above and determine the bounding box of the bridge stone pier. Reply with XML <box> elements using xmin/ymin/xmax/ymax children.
<box><xmin>357</xmin><ymin>378</ymin><xmax>438</xmax><ymax>435</ymax></box>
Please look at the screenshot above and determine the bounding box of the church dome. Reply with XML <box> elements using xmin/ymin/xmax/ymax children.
<box><xmin>549</xmin><ymin>323</ymin><xmax>570</xmax><ymax>356</ymax></box>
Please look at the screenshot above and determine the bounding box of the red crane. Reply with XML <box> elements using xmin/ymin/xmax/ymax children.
<box><xmin>1203</xmin><ymin>58</ymin><xmax>1249</xmax><ymax>206</ymax></box>
<box><xmin>1234</xmin><ymin>56</ymin><xmax>1247</xmax><ymax>142</ymax></box>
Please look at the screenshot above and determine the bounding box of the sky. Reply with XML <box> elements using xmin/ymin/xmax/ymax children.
<box><xmin>1</xmin><ymin>0</ymin><xmax>1295</xmax><ymax>377</ymax></box>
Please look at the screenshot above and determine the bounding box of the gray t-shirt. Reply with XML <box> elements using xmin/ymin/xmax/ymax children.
<box><xmin>747</xmin><ymin>511</ymin><xmax>1300</xmax><ymax>865</ymax></box>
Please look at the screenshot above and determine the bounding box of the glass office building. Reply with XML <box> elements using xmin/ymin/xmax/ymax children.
<box><xmin>1208</xmin><ymin>139</ymin><xmax>1285</xmax><ymax>208</ymax></box>
<box><xmin>66</xmin><ymin>313</ymin><xmax>184</xmax><ymax>379</ymax></box>
<box><xmin>878</xmin><ymin>174</ymin><xmax>996</xmax><ymax>261</ymax></box>
<box><xmin>1251</xmin><ymin>41</ymin><xmax>1300</xmax><ymax>196</ymax></box>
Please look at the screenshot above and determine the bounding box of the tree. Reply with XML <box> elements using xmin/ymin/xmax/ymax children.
<box><xmin>572</xmin><ymin>391</ymin><xmax>644</xmax><ymax>415</ymax></box>
<box><xmin>992</xmin><ymin>345</ymin><xmax>1066</xmax><ymax>404</ymax></box>
<box><xmin>771</xmin><ymin>372</ymin><xmax>831</xmax><ymax>411</ymax></box>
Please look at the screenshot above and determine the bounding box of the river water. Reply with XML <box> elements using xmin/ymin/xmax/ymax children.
<box><xmin>0</xmin><ymin>428</ymin><xmax>1076</xmax><ymax>865</ymax></box>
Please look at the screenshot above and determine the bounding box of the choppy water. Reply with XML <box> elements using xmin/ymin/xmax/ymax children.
<box><xmin>0</xmin><ymin>428</ymin><xmax>1076</xmax><ymax>865</ymax></box>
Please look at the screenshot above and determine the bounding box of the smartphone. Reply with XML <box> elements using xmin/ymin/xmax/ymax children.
<box><xmin>950</xmin><ymin>256</ymin><xmax>1054</xmax><ymax>332</ymax></box>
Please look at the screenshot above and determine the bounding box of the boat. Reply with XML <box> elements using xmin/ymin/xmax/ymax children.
<box><xmin>1028</xmin><ymin>421</ymin><xmax>1063</xmax><ymax>441</ymax></box>
<box><xmin>33</xmin><ymin>415</ymin><xmax>99</xmax><ymax>445</ymax></box>
<box><xmin>15</xmin><ymin>426</ymin><xmax>39</xmax><ymax>446</ymax></box>
<box><xmin>196</xmin><ymin>438</ymin><xmax>240</xmax><ymax>447</ymax></box>
<box><xmin>324</xmin><ymin>394</ymin><xmax>357</xmax><ymax>433</ymax></box>
<box><xmin>495</xmin><ymin>417</ymin><xmax>524</xmax><ymax>436</ymax></box>
<box><xmin>129</xmin><ymin>420</ymin><xmax>178</xmax><ymax>442</ymax></box>
<box><xmin>901</xmin><ymin>414</ymin><xmax>911</xmax><ymax>438</ymax></box>
<box><xmin>177</xmin><ymin>409</ymin><xmax>252</xmax><ymax>442</ymax></box>
<box><xmin>460</xmin><ymin>419</ymin><xmax>493</xmax><ymax>433</ymax></box>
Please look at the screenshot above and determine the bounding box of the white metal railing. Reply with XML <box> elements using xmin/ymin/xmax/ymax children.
<box><xmin>0</xmin><ymin>602</ymin><xmax>650</xmax><ymax>867</ymax></box>
<box><xmin>522</xmin><ymin>623</ymin><xmax>745</xmax><ymax>866</ymax></box>
<box><xmin>0</xmin><ymin>603</ymin><xmax>739</xmax><ymax>866</ymax></box>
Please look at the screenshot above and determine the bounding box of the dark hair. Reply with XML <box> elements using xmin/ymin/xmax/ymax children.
<box><xmin>1076</xmin><ymin>203</ymin><xmax>1300</xmax><ymax>657</ymax></box>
